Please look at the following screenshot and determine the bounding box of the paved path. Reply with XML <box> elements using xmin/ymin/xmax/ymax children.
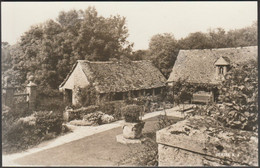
<box><xmin>2</xmin><ymin>106</ymin><xmax>189</xmax><ymax>166</ymax></box>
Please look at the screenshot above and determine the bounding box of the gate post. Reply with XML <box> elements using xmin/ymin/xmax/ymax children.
<box><xmin>26</xmin><ymin>77</ymin><xmax>37</xmax><ymax>111</ymax></box>
<box><xmin>4</xmin><ymin>77</ymin><xmax>14</xmax><ymax>107</ymax></box>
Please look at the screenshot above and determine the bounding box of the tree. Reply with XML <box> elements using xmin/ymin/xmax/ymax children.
<box><xmin>7</xmin><ymin>7</ymin><xmax>133</xmax><ymax>96</ymax></box>
<box><xmin>226</xmin><ymin>21</ymin><xmax>258</xmax><ymax>47</ymax></box>
<box><xmin>130</xmin><ymin>50</ymin><xmax>149</xmax><ymax>60</ymax></box>
<box><xmin>148</xmin><ymin>33</ymin><xmax>179</xmax><ymax>78</ymax></box>
<box><xmin>208</xmin><ymin>28</ymin><xmax>227</xmax><ymax>48</ymax></box>
<box><xmin>178</xmin><ymin>32</ymin><xmax>212</xmax><ymax>49</ymax></box>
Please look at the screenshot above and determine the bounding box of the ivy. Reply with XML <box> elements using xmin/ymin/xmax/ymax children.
<box><xmin>217</xmin><ymin>60</ymin><xmax>258</xmax><ymax>131</ymax></box>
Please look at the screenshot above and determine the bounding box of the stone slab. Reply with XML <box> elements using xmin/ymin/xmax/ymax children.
<box><xmin>156</xmin><ymin>115</ymin><xmax>258</xmax><ymax>166</ymax></box>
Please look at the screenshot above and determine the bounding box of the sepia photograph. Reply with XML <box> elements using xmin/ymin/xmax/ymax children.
<box><xmin>1</xmin><ymin>1</ymin><xmax>258</xmax><ymax>166</ymax></box>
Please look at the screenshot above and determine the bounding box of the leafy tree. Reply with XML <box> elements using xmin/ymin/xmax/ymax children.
<box><xmin>178</xmin><ymin>32</ymin><xmax>212</xmax><ymax>49</ymax></box>
<box><xmin>7</xmin><ymin>7</ymin><xmax>132</xmax><ymax>96</ymax></box>
<box><xmin>130</xmin><ymin>49</ymin><xmax>149</xmax><ymax>60</ymax></box>
<box><xmin>148</xmin><ymin>33</ymin><xmax>179</xmax><ymax>77</ymax></box>
<box><xmin>208</xmin><ymin>28</ymin><xmax>227</xmax><ymax>48</ymax></box>
<box><xmin>226</xmin><ymin>21</ymin><xmax>258</xmax><ymax>47</ymax></box>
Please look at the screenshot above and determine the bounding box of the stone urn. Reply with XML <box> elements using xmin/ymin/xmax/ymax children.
<box><xmin>123</xmin><ymin>121</ymin><xmax>145</xmax><ymax>139</ymax></box>
<box><xmin>120</xmin><ymin>104</ymin><xmax>145</xmax><ymax>140</ymax></box>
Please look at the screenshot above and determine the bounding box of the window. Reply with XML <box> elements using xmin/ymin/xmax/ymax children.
<box><xmin>219</xmin><ymin>66</ymin><xmax>224</xmax><ymax>75</ymax></box>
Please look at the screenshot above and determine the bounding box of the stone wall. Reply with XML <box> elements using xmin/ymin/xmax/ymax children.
<box><xmin>156</xmin><ymin>116</ymin><xmax>258</xmax><ymax>166</ymax></box>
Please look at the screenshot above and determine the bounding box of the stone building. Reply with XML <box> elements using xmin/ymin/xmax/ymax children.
<box><xmin>167</xmin><ymin>46</ymin><xmax>257</xmax><ymax>103</ymax></box>
<box><xmin>59</xmin><ymin>60</ymin><xmax>167</xmax><ymax>106</ymax></box>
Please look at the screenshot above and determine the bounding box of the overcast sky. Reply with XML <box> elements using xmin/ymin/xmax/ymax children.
<box><xmin>1</xmin><ymin>2</ymin><xmax>257</xmax><ymax>50</ymax></box>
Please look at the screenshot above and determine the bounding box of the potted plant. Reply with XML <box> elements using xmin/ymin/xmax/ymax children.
<box><xmin>121</xmin><ymin>104</ymin><xmax>145</xmax><ymax>139</ymax></box>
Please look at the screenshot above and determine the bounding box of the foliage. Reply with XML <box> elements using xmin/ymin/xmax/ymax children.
<box><xmin>130</xmin><ymin>49</ymin><xmax>149</xmax><ymax>60</ymax></box>
<box><xmin>121</xmin><ymin>104</ymin><xmax>143</xmax><ymax>122</ymax></box>
<box><xmin>5</xmin><ymin>7</ymin><xmax>132</xmax><ymax>96</ymax></box>
<box><xmin>118</xmin><ymin>133</ymin><xmax>158</xmax><ymax>166</ymax></box>
<box><xmin>83</xmin><ymin>111</ymin><xmax>115</xmax><ymax>125</ymax></box>
<box><xmin>76</xmin><ymin>84</ymin><xmax>98</xmax><ymax>107</ymax></box>
<box><xmin>217</xmin><ymin>60</ymin><xmax>258</xmax><ymax>131</ymax></box>
<box><xmin>146</xmin><ymin>21</ymin><xmax>257</xmax><ymax>78</ymax></box>
<box><xmin>65</xmin><ymin>105</ymin><xmax>100</xmax><ymax>121</ymax></box>
<box><xmin>191</xmin><ymin>60</ymin><xmax>258</xmax><ymax>132</ymax></box>
<box><xmin>178</xmin><ymin>31</ymin><xmax>213</xmax><ymax>49</ymax></box>
<box><xmin>34</xmin><ymin>111</ymin><xmax>63</xmax><ymax>135</ymax></box>
<box><xmin>2</xmin><ymin>110</ymin><xmax>64</xmax><ymax>154</ymax></box>
<box><xmin>99</xmin><ymin>101</ymin><xmax>125</xmax><ymax>120</ymax></box>
<box><xmin>124</xmin><ymin>94</ymin><xmax>170</xmax><ymax>113</ymax></box>
<box><xmin>157</xmin><ymin>110</ymin><xmax>181</xmax><ymax>130</ymax></box>
<box><xmin>148</xmin><ymin>33</ymin><xmax>179</xmax><ymax>78</ymax></box>
<box><xmin>36</xmin><ymin>94</ymin><xmax>65</xmax><ymax>113</ymax></box>
<box><xmin>172</xmin><ymin>79</ymin><xmax>218</xmax><ymax>105</ymax></box>
<box><xmin>83</xmin><ymin>111</ymin><xmax>106</xmax><ymax>125</ymax></box>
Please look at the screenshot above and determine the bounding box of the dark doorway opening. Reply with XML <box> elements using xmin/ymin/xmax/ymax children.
<box><xmin>65</xmin><ymin>89</ymin><xmax>72</xmax><ymax>105</ymax></box>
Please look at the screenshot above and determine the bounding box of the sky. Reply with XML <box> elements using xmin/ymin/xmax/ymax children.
<box><xmin>1</xmin><ymin>1</ymin><xmax>257</xmax><ymax>50</ymax></box>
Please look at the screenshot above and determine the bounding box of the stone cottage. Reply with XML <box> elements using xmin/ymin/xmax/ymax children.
<box><xmin>59</xmin><ymin>59</ymin><xmax>167</xmax><ymax>105</ymax></box>
<box><xmin>167</xmin><ymin>46</ymin><xmax>257</xmax><ymax>103</ymax></box>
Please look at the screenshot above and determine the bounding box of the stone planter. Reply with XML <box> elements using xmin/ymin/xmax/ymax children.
<box><xmin>123</xmin><ymin>121</ymin><xmax>145</xmax><ymax>139</ymax></box>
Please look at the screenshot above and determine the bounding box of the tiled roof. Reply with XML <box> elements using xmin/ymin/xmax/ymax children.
<box><xmin>168</xmin><ymin>46</ymin><xmax>258</xmax><ymax>84</ymax></box>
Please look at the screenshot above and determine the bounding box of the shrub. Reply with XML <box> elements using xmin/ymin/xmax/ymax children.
<box><xmin>192</xmin><ymin>60</ymin><xmax>258</xmax><ymax>132</ymax></box>
<box><xmin>216</xmin><ymin>60</ymin><xmax>258</xmax><ymax>131</ymax></box>
<box><xmin>34</xmin><ymin>111</ymin><xmax>63</xmax><ymax>136</ymax></box>
<box><xmin>99</xmin><ymin>101</ymin><xmax>124</xmax><ymax>120</ymax></box>
<box><xmin>2</xmin><ymin>110</ymin><xmax>64</xmax><ymax>154</ymax></box>
<box><xmin>101</xmin><ymin>114</ymin><xmax>115</xmax><ymax>124</ymax></box>
<box><xmin>83</xmin><ymin>111</ymin><xmax>105</xmax><ymax>125</ymax></box>
<box><xmin>2</xmin><ymin>119</ymin><xmax>41</xmax><ymax>154</ymax></box>
<box><xmin>65</xmin><ymin>105</ymin><xmax>99</xmax><ymax>121</ymax></box>
<box><xmin>82</xmin><ymin>111</ymin><xmax>114</xmax><ymax>125</ymax></box>
<box><xmin>36</xmin><ymin>95</ymin><xmax>65</xmax><ymax>113</ymax></box>
<box><xmin>121</xmin><ymin>104</ymin><xmax>142</xmax><ymax>122</ymax></box>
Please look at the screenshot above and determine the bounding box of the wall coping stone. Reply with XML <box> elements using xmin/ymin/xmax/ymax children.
<box><xmin>156</xmin><ymin>115</ymin><xmax>258</xmax><ymax>166</ymax></box>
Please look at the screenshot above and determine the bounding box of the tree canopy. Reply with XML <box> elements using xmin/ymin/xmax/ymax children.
<box><xmin>1</xmin><ymin>7</ymin><xmax>257</xmax><ymax>96</ymax></box>
<box><xmin>147</xmin><ymin>21</ymin><xmax>257</xmax><ymax>78</ymax></box>
<box><xmin>148</xmin><ymin>33</ymin><xmax>179</xmax><ymax>77</ymax></box>
<box><xmin>3</xmin><ymin>7</ymin><xmax>132</xmax><ymax>96</ymax></box>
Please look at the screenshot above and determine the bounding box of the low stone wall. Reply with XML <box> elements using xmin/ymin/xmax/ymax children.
<box><xmin>156</xmin><ymin>116</ymin><xmax>258</xmax><ymax>166</ymax></box>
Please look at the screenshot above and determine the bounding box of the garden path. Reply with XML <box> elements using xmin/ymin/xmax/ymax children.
<box><xmin>2</xmin><ymin>105</ymin><xmax>192</xmax><ymax>166</ymax></box>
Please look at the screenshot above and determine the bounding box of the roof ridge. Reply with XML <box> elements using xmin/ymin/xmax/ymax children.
<box><xmin>77</xmin><ymin>60</ymin><xmax>152</xmax><ymax>64</ymax></box>
<box><xmin>179</xmin><ymin>45</ymin><xmax>257</xmax><ymax>52</ymax></box>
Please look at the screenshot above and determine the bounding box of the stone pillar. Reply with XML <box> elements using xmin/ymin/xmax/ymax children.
<box><xmin>5</xmin><ymin>87</ymin><xmax>14</xmax><ymax>107</ymax></box>
<box><xmin>223</xmin><ymin>66</ymin><xmax>227</xmax><ymax>75</ymax></box>
<box><xmin>26</xmin><ymin>81</ymin><xmax>37</xmax><ymax>111</ymax></box>
<box><xmin>4</xmin><ymin>77</ymin><xmax>14</xmax><ymax>107</ymax></box>
<box><xmin>215</xmin><ymin>66</ymin><xmax>220</xmax><ymax>76</ymax></box>
<box><xmin>152</xmin><ymin>88</ymin><xmax>155</xmax><ymax>97</ymax></box>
